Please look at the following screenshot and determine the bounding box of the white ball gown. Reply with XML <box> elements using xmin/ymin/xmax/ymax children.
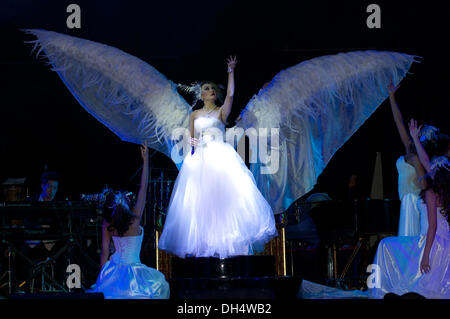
<box><xmin>396</xmin><ymin>156</ymin><xmax>427</xmax><ymax>236</ymax></box>
<box><xmin>158</xmin><ymin>116</ymin><xmax>278</xmax><ymax>258</ymax></box>
<box><xmin>88</xmin><ymin>226</ymin><xmax>170</xmax><ymax>299</ymax></box>
<box><xmin>368</xmin><ymin>206</ymin><xmax>450</xmax><ymax>299</ymax></box>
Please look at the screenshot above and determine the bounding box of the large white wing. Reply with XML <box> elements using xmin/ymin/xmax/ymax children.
<box><xmin>23</xmin><ymin>29</ymin><xmax>191</xmax><ymax>167</ymax></box>
<box><xmin>236</xmin><ymin>51</ymin><xmax>418</xmax><ymax>214</ymax></box>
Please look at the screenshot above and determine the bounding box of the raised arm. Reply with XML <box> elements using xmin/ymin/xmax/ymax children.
<box><xmin>387</xmin><ymin>79</ymin><xmax>413</xmax><ymax>152</ymax></box>
<box><xmin>420</xmin><ymin>189</ymin><xmax>437</xmax><ymax>274</ymax></box>
<box><xmin>132</xmin><ymin>142</ymin><xmax>149</xmax><ymax>222</ymax></box>
<box><xmin>220</xmin><ymin>56</ymin><xmax>237</xmax><ymax>123</ymax></box>
<box><xmin>409</xmin><ymin>118</ymin><xmax>432</xmax><ymax>172</ymax></box>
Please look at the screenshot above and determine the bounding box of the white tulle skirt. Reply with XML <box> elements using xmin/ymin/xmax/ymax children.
<box><xmin>158</xmin><ymin>139</ymin><xmax>278</xmax><ymax>259</ymax></box>
<box><xmin>87</xmin><ymin>260</ymin><xmax>170</xmax><ymax>299</ymax></box>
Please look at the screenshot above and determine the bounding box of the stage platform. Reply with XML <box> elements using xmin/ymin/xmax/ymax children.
<box><xmin>169</xmin><ymin>255</ymin><xmax>302</xmax><ymax>299</ymax></box>
<box><xmin>170</xmin><ymin>276</ymin><xmax>302</xmax><ymax>299</ymax></box>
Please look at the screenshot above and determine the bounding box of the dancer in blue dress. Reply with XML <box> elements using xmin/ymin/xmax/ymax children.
<box><xmin>88</xmin><ymin>143</ymin><xmax>170</xmax><ymax>299</ymax></box>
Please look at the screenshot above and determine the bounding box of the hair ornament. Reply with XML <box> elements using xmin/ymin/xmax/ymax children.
<box><xmin>112</xmin><ymin>191</ymin><xmax>131</xmax><ymax>215</ymax></box>
<box><xmin>177</xmin><ymin>82</ymin><xmax>202</xmax><ymax>108</ymax></box>
<box><xmin>177</xmin><ymin>82</ymin><xmax>225</xmax><ymax>108</ymax></box>
<box><xmin>425</xmin><ymin>156</ymin><xmax>450</xmax><ymax>180</ymax></box>
<box><xmin>419</xmin><ymin>125</ymin><xmax>440</xmax><ymax>144</ymax></box>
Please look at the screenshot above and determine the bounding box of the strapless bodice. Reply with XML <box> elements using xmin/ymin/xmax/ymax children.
<box><xmin>110</xmin><ymin>227</ymin><xmax>144</xmax><ymax>264</ymax></box>
<box><xmin>396</xmin><ymin>156</ymin><xmax>421</xmax><ymax>199</ymax></box>
<box><xmin>194</xmin><ymin>116</ymin><xmax>225</xmax><ymax>144</ymax></box>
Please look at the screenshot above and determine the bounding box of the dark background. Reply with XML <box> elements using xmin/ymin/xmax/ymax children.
<box><xmin>0</xmin><ymin>0</ymin><xmax>447</xmax><ymax>203</ymax></box>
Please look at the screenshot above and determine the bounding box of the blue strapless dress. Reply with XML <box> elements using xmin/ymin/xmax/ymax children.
<box><xmin>88</xmin><ymin>226</ymin><xmax>170</xmax><ymax>299</ymax></box>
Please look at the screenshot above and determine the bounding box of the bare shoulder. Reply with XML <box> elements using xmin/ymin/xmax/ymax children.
<box><xmin>218</xmin><ymin>107</ymin><xmax>226</xmax><ymax>123</ymax></box>
<box><xmin>191</xmin><ymin>109</ymin><xmax>200</xmax><ymax>118</ymax></box>
<box><xmin>102</xmin><ymin>220</ymin><xmax>113</xmax><ymax>237</ymax></box>
<box><xmin>102</xmin><ymin>219</ymin><xmax>110</xmax><ymax>229</ymax></box>
<box><xmin>130</xmin><ymin>208</ymin><xmax>141</xmax><ymax>222</ymax></box>
<box><xmin>408</xmin><ymin>153</ymin><xmax>421</xmax><ymax>167</ymax></box>
<box><xmin>125</xmin><ymin>221</ymin><xmax>142</xmax><ymax>236</ymax></box>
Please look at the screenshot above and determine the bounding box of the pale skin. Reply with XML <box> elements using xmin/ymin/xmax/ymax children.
<box><xmin>407</xmin><ymin>119</ymin><xmax>436</xmax><ymax>274</ymax></box>
<box><xmin>408</xmin><ymin>119</ymin><xmax>432</xmax><ymax>173</ymax></box>
<box><xmin>100</xmin><ymin>142</ymin><xmax>149</xmax><ymax>268</ymax></box>
<box><xmin>387</xmin><ymin>79</ymin><xmax>426</xmax><ymax>189</ymax></box>
<box><xmin>189</xmin><ymin>56</ymin><xmax>237</xmax><ymax>147</ymax></box>
<box><xmin>420</xmin><ymin>189</ymin><xmax>438</xmax><ymax>274</ymax></box>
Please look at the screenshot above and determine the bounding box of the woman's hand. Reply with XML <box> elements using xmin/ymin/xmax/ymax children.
<box><xmin>227</xmin><ymin>56</ymin><xmax>237</xmax><ymax>72</ymax></box>
<box><xmin>190</xmin><ymin>137</ymin><xmax>199</xmax><ymax>147</ymax></box>
<box><xmin>140</xmin><ymin>141</ymin><xmax>149</xmax><ymax>162</ymax></box>
<box><xmin>408</xmin><ymin>118</ymin><xmax>422</xmax><ymax>141</ymax></box>
<box><xmin>420</xmin><ymin>255</ymin><xmax>431</xmax><ymax>274</ymax></box>
<box><xmin>387</xmin><ymin>78</ymin><xmax>400</xmax><ymax>96</ymax></box>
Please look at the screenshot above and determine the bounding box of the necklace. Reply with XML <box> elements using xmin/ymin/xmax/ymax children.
<box><xmin>203</xmin><ymin>106</ymin><xmax>216</xmax><ymax>114</ymax></box>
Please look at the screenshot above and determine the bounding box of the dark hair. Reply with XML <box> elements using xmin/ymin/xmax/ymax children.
<box><xmin>408</xmin><ymin>132</ymin><xmax>449</xmax><ymax>159</ymax></box>
<box><xmin>434</xmin><ymin>133</ymin><xmax>450</xmax><ymax>157</ymax></box>
<box><xmin>103</xmin><ymin>192</ymin><xmax>136</xmax><ymax>236</ymax></box>
<box><xmin>102</xmin><ymin>192</ymin><xmax>115</xmax><ymax>223</ymax></box>
<box><xmin>420</xmin><ymin>158</ymin><xmax>450</xmax><ymax>224</ymax></box>
<box><xmin>40</xmin><ymin>171</ymin><xmax>60</xmax><ymax>185</ymax></box>
<box><xmin>420</xmin><ymin>132</ymin><xmax>449</xmax><ymax>159</ymax></box>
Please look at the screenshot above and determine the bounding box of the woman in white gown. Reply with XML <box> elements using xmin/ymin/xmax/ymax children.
<box><xmin>158</xmin><ymin>57</ymin><xmax>277</xmax><ymax>258</ymax></box>
<box><xmin>387</xmin><ymin>80</ymin><xmax>428</xmax><ymax>236</ymax></box>
<box><xmin>368</xmin><ymin>154</ymin><xmax>449</xmax><ymax>299</ymax></box>
<box><xmin>88</xmin><ymin>143</ymin><xmax>170</xmax><ymax>299</ymax></box>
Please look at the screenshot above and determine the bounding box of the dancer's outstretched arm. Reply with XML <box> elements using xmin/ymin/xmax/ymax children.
<box><xmin>420</xmin><ymin>189</ymin><xmax>437</xmax><ymax>274</ymax></box>
<box><xmin>132</xmin><ymin>142</ymin><xmax>149</xmax><ymax>223</ymax></box>
<box><xmin>388</xmin><ymin>79</ymin><xmax>413</xmax><ymax>152</ymax></box>
<box><xmin>220</xmin><ymin>56</ymin><xmax>237</xmax><ymax>123</ymax></box>
<box><xmin>411</xmin><ymin>155</ymin><xmax>427</xmax><ymax>190</ymax></box>
<box><xmin>388</xmin><ymin>80</ymin><xmax>425</xmax><ymax>188</ymax></box>
<box><xmin>409</xmin><ymin>119</ymin><xmax>432</xmax><ymax>172</ymax></box>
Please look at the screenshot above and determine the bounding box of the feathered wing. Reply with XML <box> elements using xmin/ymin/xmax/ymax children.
<box><xmin>236</xmin><ymin>50</ymin><xmax>419</xmax><ymax>214</ymax></box>
<box><xmin>23</xmin><ymin>29</ymin><xmax>191</xmax><ymax>168</ymax></box>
